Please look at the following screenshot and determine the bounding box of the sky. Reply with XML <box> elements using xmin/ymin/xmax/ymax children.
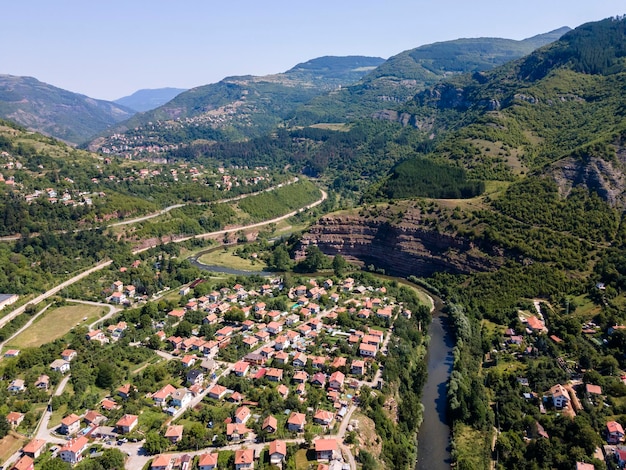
<box><xmin>2</xmin><ymin>1</ymin><xmax>624</xmax><ymax>101</ymax></box>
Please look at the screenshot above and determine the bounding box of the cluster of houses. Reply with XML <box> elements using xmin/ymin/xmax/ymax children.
<box><xmin>148</xmin><ymin>437</ymin><xmax>344</xmax><ymax>470</ymax></box>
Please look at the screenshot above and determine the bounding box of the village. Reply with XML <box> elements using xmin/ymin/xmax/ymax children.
<box><xmin>482</xmin><ymin>299</ymin><xmax>626</xmax><ymax>470</ymax></box>
<box><xmin>1</xmin><ymin>270</ymin><xmax>413</xmax><ymax>470</ymax></box>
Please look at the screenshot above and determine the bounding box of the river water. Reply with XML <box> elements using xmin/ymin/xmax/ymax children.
<box><xmin>416</xmin><ymin>299</ymin><xmax>454</xmax><ymax>470</ymax></box>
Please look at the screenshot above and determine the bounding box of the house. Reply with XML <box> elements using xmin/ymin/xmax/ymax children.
<box><xmin>7</xmin><ymin>379</ymin><xmax>25</xmax><ymax>393</ymax></box>
<box><xmin>59</xmin><ymin>436</ymin><xmax>89</xmax><ymax>465</ymax></box>
<box><xmin>101</xmin><ymin>398</ymin><xmax>118</xmax><ymax>411</ymax></box>
<box><xmin>277</xmin><ymin>384</ymin><xmax>289</xmax><ymax>399</ymax></box>
<box><xmin>152</xmin><ymin>384</ymin><xmax>177</xmax><ymax>406</ymax></box>
<box><xmin>117</xmin><ymin>383</ymin><xmax>134</xmax><ymax>400</ymax></box>
<box><xmin>233</xmin><ymin>361</ymin><xmax>250</xmax><ymax>377</ymax></box>
<box><xmin>186</xmin><ymin>369</ymin><xmax>204</xmax><ymax>387</ymax></box>
<box><xmin>585</xmin><ymin>384</ymin><xmax>602</xmax><ymax>396</ymax></box>
<box><xmin>243</xmin><ymin>336</ymin><xmax>259</xmax><ymax>349</ymax></box>
<box><xmin>287</xmin><ymin>412</ymin><xmax>306</xmax><ymax>432</ymax></box>
<box><xmin>607</xmin><ymin>420</ymin><xmax>625</xmax><ymax>444</ymax></box>
<box><xmin>269</xmin><ymin>440</ymin><xmax>287</xmax><ymax>465</ymax></box>
<box><xmin>315</xmin><ymin>438</ymin><xmax>338</xmax><ymax>461</ymax></box>
<box><xmin>235</xmin><ymin>448</ymin><xmax>254</xmax><ymax>470</ymax></box>
<box><xmin>50</xmin><ymin>359</ymin><xmax>71</xmax><ymax>374</ymax></box>
<box><xmin>171</xmin><ymin>388</ymin><xmax>192</xmax><ymax>408</ymax></box>
<box><xmin>116</xmin><ymin>414</ymin><xmax>138</xmax><ymax>434</ymax></box>
<box><xmin>234</xmin><ymin>406</ymin><xmax>251</xmax><ymax>424</ymax></box>
<box><xmin>293</xmin><ymin>352</ymin><xmax>308</xmax><ymax>368</ymax></box>
<box><xmin>226</xmin><ymin>423</ymin><xmax>250</xmax><ymax>440</ymax></box>
<box><xmin>165</xmin><ymin>425</ymin><xmax>184</xmax><ymax>444</ymax></box>
<box><xmin>267</xmin><ymin>321</ymin><xmax>283</xmax><ymax>335</ymax></box>
<box><xmin>111</xmin><ymin>280</ymin><xmax>123</xmax><ymax>292</ymax></box>
<box><xmin>255</xmin><ymin>331</ymin><xmax>270</xmax><ymax>343</ymax></box>
<box><xmin>181</xmin><ymin>355</ymin><xmax>196</xmax><ymax>368</ymax></box>
<box><xmin>526</xmin><ymin>315</ymin><xmax>547</xmax><ymax>333</ymax></box>
<box><xmin>83</xmin><ymin>410</ymin><xmax>106</xmax><ymax>426</ymax></box>
<box><xmin>311</xmin><ymin>372</ymin><xmax>326</xmax><ymax>387</ymax></box>
<box><xmin>151</xmin><ymin>454</ymin><xmax>172</xmax><ymax>470</ymax></box>
<box><xmin>549</xmin><ymin>384</ymin><xmax>570</xmax><ymax>409</ymax></box>
<box><xmin>4</xmin><ymin>349</ymin><xmax>19</xmax><ymax>358</ymax></box>
<box><xmin>266</xmin><ymin>368</ymin><xmax>284</xmax><ymax>382</ymax></box>
<box><xmin>198</xmin><ymin>452</ymin><xmax>218</xmax><ymax>470</ymax></box>
<box><xmin>11</xmin><ymin>455</ymin><xmax>34</xmax><ymax>470</ymax></box>
<box><xmin>22</xmin><ymin>439</ymin><xmax>46</xmax><ymax>459</ymax></box>
<box><xmin>86</xmin><ymin>329</ymin><xmax>107</xmax><ymax>343</ymax></box>
<box><xmin>575</xmin><ymin>463</ymin><xmax>595</xmax><ymax>470</ymax></box>
<box><xmin>60</xmin><ymin>413</ymin><xmax>81</xmax><ymax>435</ymax></box>
<box><xmin>208</xmin><ymin>385</ymin><xmax>228</xmax><ymax>400</ymax></box>
<box><xmin>6</xmin><ymin>411</ymin><xmax>24</xmax><ymax>428</ymax></box>
<box><xmin>314</xmin><ymin>410</ymin><xmax>334</xmax><ymax>426</ymax></box>
<box><xmin>293</xmin><ymin>371</ymin><xmax>309</xmax><ymax>383</ymax></box>
<box><xmin>351</xmin><ymin>360</ymin><xmax>366</xmax><ymax>376</ymax></box>
<box><xmin>262</xmin><ymin>415</ymin><xmax>278</xmax><ymax>433</ymax></box>
<box><xmin>273</xmin><ymin>351</ymin><xmax>289</xmax><ymax>365</ymax></box>
<box><xmin>331</xmin><ymin>357</ymin><xmax>346</xmax><ymax>369</ymax></box>
<box><xmin>61</xmin><ymin>349</ymin><xmax>77</xmax><ymax>362</ymax></box>
<box><xmin>329</xmin><ymin>371</ymin><xmax>345</xmax><ymax>390</ymax></box>
<box><xmin>359</xmin><ymin>343</ymin><xmax>377</xmax><ymax>358</ymax></box>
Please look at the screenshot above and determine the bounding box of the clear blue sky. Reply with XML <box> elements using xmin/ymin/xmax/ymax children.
<box><xmin>2</xmin><ymin>1</ymin><xmax>623</xmax><ymax>100</ymax></box>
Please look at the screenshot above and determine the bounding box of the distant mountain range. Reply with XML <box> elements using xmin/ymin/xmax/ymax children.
<box><xmin>86</xmin><ymin>30</ymin><xmax>569</xmax><ymax>156</ymax></box>
<box><xmin>114</xmin><ymin>88</ymin><xmax>187</xmax><ymax>112</ymax></box>
<box><xmin>0</xmin><ymin>75</ymin><xmax>135</xmax><ymax>145</ymax></box>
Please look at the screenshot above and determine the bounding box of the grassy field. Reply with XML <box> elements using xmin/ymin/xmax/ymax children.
<box><xmin>0</xmin><ymin>432</ymin><xmax>27</xmax><ymax>465</ymax></box>
<box><xmin>294</xmin><ymin>448</ymin><xmax>316</xmax><ymax>469</ymax></box>
<box><xmin>197</xmin><ymin>247</ymin><xmax>268</xmax><ymax>272</ymax></box>
<box><xmin>452</xmin><ymin>423</ymin><xmax>493</xmax><ymax>470</ymax></box>
<box><xmin>7</xmin><ymin>303</ymin><xmax>107</xmax><ymax>349</ymax></box>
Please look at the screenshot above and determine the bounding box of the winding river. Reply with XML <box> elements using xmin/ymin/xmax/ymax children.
<box><xmin>416</xmin><ymin>296</ymin><xmax>454</xmax><ymax>470</ymax></box>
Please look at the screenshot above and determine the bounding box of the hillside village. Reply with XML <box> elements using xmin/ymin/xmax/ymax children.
<box><xmin>0</xmin><ymin>270</ymin><xmax>418</xmax><ymax>470</ymax></box>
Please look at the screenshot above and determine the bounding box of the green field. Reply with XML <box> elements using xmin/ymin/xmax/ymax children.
<box><xmin>198</xmin><ymin>247</ymin><xmax>268</xmax><ymax>272</ymax></box>
<box><xmin>7</xmin><ymin>303</ymin><xmax>107</xmax><ymax>349</ymax></box>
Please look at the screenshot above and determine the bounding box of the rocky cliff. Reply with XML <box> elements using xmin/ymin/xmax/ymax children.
<box><xmin>299</xmin><ymin>209</ymin><xmax>504</xmax><ymax>277</ymax></box>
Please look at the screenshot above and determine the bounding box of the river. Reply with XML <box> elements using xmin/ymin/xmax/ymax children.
<box><xmin>416</xmin><ymin>296</ymin><xmax>454</xmax><ymax>470</ymax></box>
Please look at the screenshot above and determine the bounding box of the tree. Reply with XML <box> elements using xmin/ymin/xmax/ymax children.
<box><xmin>95</xmin><ymin>362</ymin><xmax>116</xmax><ymax>389</ymax></box>
<box><xmin>332</xmin><ymin>254</ymin><xmax>347</xmax><ymax>276</ymax></box>
<box><xmin>269</xmin><ymin>245</ymin><xmax>292</xmax><ymax>271</ymax></box>
<box><xmin>41</xmin><ymin>459</ymin><xmax>71</xmax><ymax>470</ymax></box>
<box><xmin>143</xmin><ymin>431</ymin><xmax>169</xmax><ymax>455</ymax></box>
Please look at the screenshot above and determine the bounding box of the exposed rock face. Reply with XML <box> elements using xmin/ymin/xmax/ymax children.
<box><xmin>299</xmin><ymin>214</ymin><xmax>503</xmax><ymax>278</ymax></box>
<box><xmin>548</xmin><ymin>151</ymin><xmax>626</xmax><ymax>208</ymax></box>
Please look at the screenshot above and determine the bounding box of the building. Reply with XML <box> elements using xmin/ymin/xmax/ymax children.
<box><xmin>116</xmin><ymin>414</ymin><xmax>138</xmax><ymax>434</ymax></box>
<box><xmin>287</xmin><ymin>412</ymin><xmax>306</xmax><ymax>432</ymax></box>
<box><xmin>7</xmin><ymin>379</ymin><xmax>25</xmax><ymax>393</ymax></box>
<box><xmin>315</xmin><ymin>438</ymin><xmax>339</xmax><ymax>461</ymax></box>
<box><xmin>6</xmin><ymin>411</ymin><xmax>23</xmax><ymax>428</ymax></box>
<box><xmin>262</xmin><ymin>415</ymin><xmax>278</xmax><ymax>434</ymax></box>
<box><xmin>151</xmin><ymin>454</ymin><xmax>172</xmax><ymax>470</ymax></box>
<box><xmin>0</xmin><ymin>294</ymin><xmax>18</xmax><ymax>310</ymax></box>
<box><xmin>234</xmin><ymin>406</ymin><xmax>251</xmax><ymax>424</ymax></box>
<box><xmin>607</xmin><ymin>420</ymin><xmax>625</xmax><ymax>444</ymax></box>
<box><xmin>11</xmin><ymin>455</ymin><xmax>34</xmax><ymax>470</ymax></box>
<box><xmin>198</xmin><ymin>452</ymin><xmax>218</xmax><ymax>470</ymax></box>
<box><xmin>314</xmin><ymin>410</ymin><xmax>334</xmax><ymax>426</ymax></box>
<box><xmin>165</xmin><ymin>425</ymin><xmax>184</xmax><ymax>444</ymax></box>
<box><xmin>59</xmin><ymin>436</ymin><xmax>89</xmax><ymax>465</ymax></box>
<box><xmin>50</xmin><ymin>359</ymin><xmax>71</xmax><ymax>374</ymax></box>
<box><xmin>269</xmin><ymin>440</ymin><xmax>287</xmax><ymax>465</ymax></box>
<box><xmin>549</xmin><ymin>384</ymin><xmax>570</xmax><ymax>409</ymax></box>
<box><xmin>22</xmin><ymin>438</ymin><xmax>47</xmax><ymax>459</ymax></box>
<box><xmin>329</xmin><ymin>371</ymin><xmax>345</xmax><ymax>390</ymax></box>
<box><xmin>60</xmin><ymin>413</ymin><xmax>81</xmax><ymax>435</ymax></box>
<box><xmin>234</xmin><ymin>448</ymin><xmax>254</xmax><ymax>470</ymax></box>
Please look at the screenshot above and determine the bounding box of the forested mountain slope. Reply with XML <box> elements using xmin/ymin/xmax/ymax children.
<box><xmin>0</xmin><ymin>75</ymin><xmax>135</xmax><ymax>145</ymax></box>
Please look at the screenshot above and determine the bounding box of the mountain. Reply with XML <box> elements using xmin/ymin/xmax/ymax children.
<box><xmin>114</xmin><ymin>87</ymin><xmax>187</xmax><ymax>112</ymax></box>
<box><xmin>371</xmin><ymin>17</ymin><xmax>626</xmax><ymax>206</ymax></box>
<box><xmin>0</xmin><ymin>75</ymin><xmax>135</xmax><ymax>145</ymax></box>
<box><xmin>86</xmin><ymin>56</ymin><xmax>384</xmax><ymax>155</ymax></box>
<box><xmin>291</xmin><ymin>27</ymin><xmax>571</xmax><ymax>124</ymax></box>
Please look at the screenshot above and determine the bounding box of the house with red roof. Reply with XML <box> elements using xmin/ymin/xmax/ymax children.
<box><xmin>287</xmin><ymin>412</ymin><xmax>306</xmax><ymax>432</ymax></box>
<box><xmin>60</xmin><ymin>414</ymin><xmax>81</xmax><ymax>435</ymax></box>
<box><xmin>269</xmin><ymin>440</ymin><xmax>287</xmax><ymax>465</ymax></box>
<box><xmin>22</xmin><ymin>438</ymin><xmax>46</xmax><ymax>459</ymax></box>
<box><xmin>151</xmin><ymin>454</ymin><xmax>172</xmax><ymax>470</ymax></box>
<box><xmin>329</xmin><ymin>371</ymin><xmax>345</xmax><ymax>390</ymax></box>
<box><xmin>116</xmin><ymin>414</ymin><xmax>138</xmax><ymax>434</ymax></box>
<box><xmin>152</xmin><ymin>384</ymin><xmax>177</xmax><ymax>406</ymax></box>
<box><xmin>165</xmin><ymin>425</ymin><xmax>184</xmax><ymax>443</ymax></box>
<box><xmin>315</xmin><ymin>438</ymin><xmax>339</xmax><ymax>461</ymax></box>
<box><xmin>234</xmin><ymin>406</ymin><xmax>251</xmax><ymax>424</ymax></box>
<box><xmin>235</xmin><ymin>448</ymin><xmax>254</xmax><ymax>470</ymax></box>
<box><xmin>233</xmin><ymin>361</ymin><xmax>250</xmax><ymax>377</ymax></box>
<box><xmin>198</xmin><ymin>452</ymin><xmax>218</xmax><ymax>470</ymax></box>
<box><xmin>11</xmin><ymin>455</ymin><xmax>34</xmax><ymax>470</ymax></box>
<box><xmin>266</xmin><ymin>368</ymin><xmax>284</xmax><ymax>382</ymax></box>
<box><xmin>607</xmin><ymin>420</ymin><xmax>625</xmax><ymax>444</ymax></box>
<box><xmin>226</xmin><ymin>423</ymin><xmax>251</xmax><ymax>441</ymax></box>
<box><xmin>59</xmin><ymin>436</ymin><xmax>89</xmax><ymax>465</ymax></box>
<box><xmin>314</xmin><ymin>410</ymin><xmax>335</xmax><ymax>426</ymax></box>
<box><xmin>262</xmin><ymin>415</ymin><xmax>278</xmax><ymax>433</ymax></box>
<box><xmin>6</xmin><ymin>411</ymin><xmax>23</xmax><ymax>428</ymax></box>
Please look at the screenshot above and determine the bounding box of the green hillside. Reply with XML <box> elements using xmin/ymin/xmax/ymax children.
<box><xmin>0</xmin><ymin>75</ymin><xmax>135</xmax><ymax>145</ymax></box>
<box><xmin>291</xmin><ymin>28</ymin><xmax>569</xmax><ymax>124</ymax></box>
<box><xmin>86</xmin><ymin>56</ymin><xmax>384</xmax><ymax>155</ymax></box>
